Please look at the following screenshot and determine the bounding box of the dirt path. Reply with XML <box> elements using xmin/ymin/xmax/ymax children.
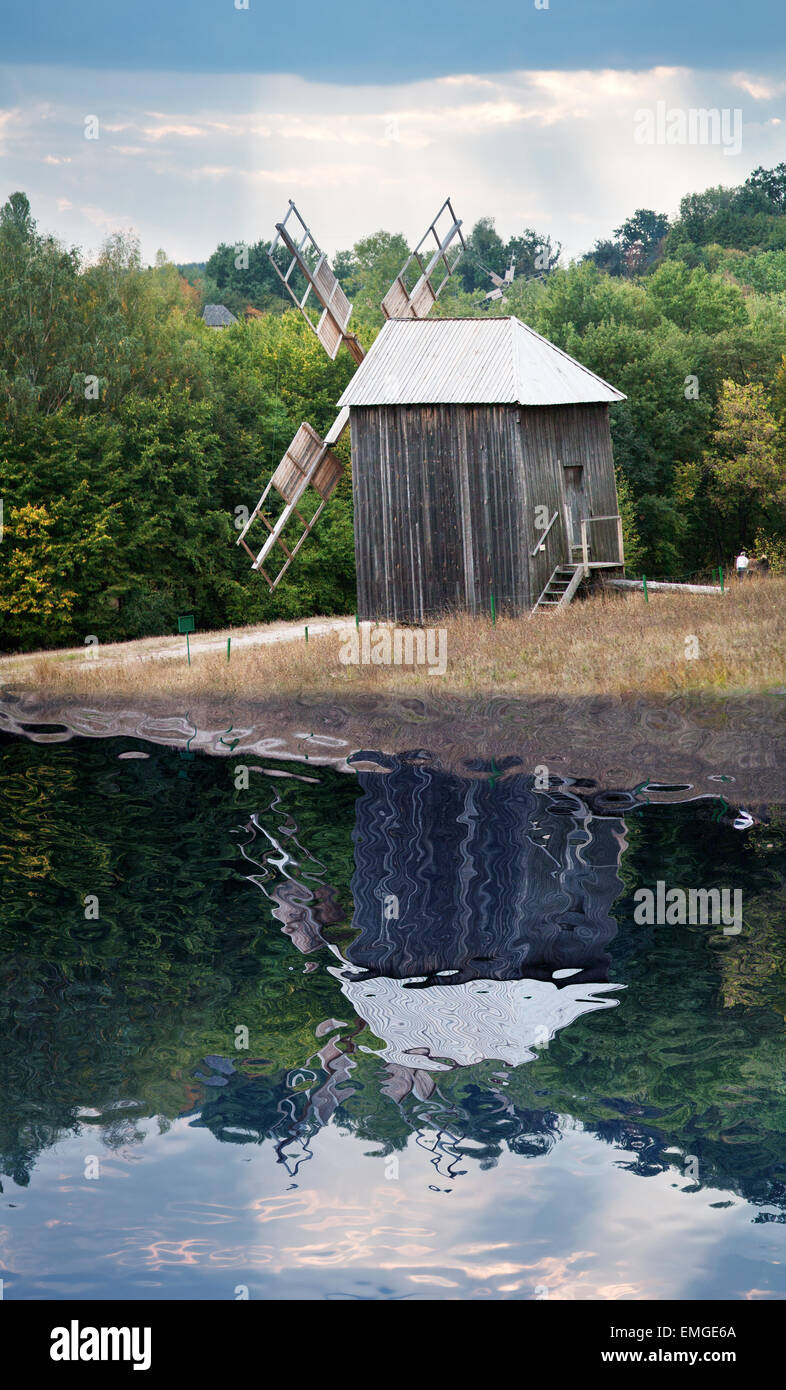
<box><xmin>0</xmin><ymin>616</ymin><xmax>358</xmax><ymax>672</ymax></box>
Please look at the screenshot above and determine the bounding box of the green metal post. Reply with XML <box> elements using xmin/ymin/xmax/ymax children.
<box><xmin>642</xmin><ymin>575</ymin><xmax>648</xmax><ymax>604</ymax></box>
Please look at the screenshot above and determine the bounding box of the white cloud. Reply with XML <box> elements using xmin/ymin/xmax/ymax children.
<box><xmin>732</xmin><ymin>72</ymin><xmax>786</xmax><ymax>101</ymax></box>
<box><xmin>435</xmin><ymin>74</ymin><xmax>501</xmax><ymax>90</ymax></box>
<box><xmin>0</xmin><ymin>106</ymin><xmax>22</xmax><ymax>154</ymax></box>
<box><xmin>1</xmin><ymin>62</ymin><xmax>784</xmax><ymax>265</ymax></box>
<box><xmin>142</xmin><ymin>122</ymin><xmax>205</xmax><ymax>140</ymax></box>
<box><xmin>79</xmin><ymin>203</ymin><xmax>133</xmax><ymax>231</ymax></box>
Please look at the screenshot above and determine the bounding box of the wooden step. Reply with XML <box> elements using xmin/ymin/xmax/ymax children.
<box><xmin>531</xmin><ymin>562</ymin><xmax>585</xmax><ymax>614</ymax></box>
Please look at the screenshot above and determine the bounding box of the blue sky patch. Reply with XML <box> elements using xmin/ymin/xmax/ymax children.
<box><xmin>3</xmin><ymin>0</ymin><xmax>784</xmax><ymax>83</ymax></box>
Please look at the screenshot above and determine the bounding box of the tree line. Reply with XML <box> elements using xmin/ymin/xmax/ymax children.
<box><xmin>1</xmin><ymin>172</ymin><xmax>785</xmax><ymax>652</ymax></box>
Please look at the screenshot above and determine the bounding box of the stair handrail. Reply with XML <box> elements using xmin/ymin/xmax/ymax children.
<box><xmin>579</xmin><ymin>514</ymin><xmax>624</xmax><ymax>576</ymax></box>
<box><xmin>531</xmin><ymin>509</ymin><xmax>560</xmax><ymax>557</ymax></box>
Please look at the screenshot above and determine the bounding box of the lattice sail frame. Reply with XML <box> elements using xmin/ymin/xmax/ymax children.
<box><xmin>236</xmin><ymin>409</ymin><xmax>350</xmax><ymax>591</ymax></box>
<box><xmin>240</xmin><ymin>195</ymin><xmax>465</xmax><ymax>588</ymax></box>
<box><xmin>268</xmin><ymin>201</ymin><xmax>364</xmax><ymax>365</ymax></box>
<box><xmin>381</xmin><ymin>197</ymin><xmax>466</xmax><ymax>320</ymax></box>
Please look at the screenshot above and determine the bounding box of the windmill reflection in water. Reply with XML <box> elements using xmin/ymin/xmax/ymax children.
<box><xmin>240</xmin><ymin>754</ymin><xmax>647</xmax><ymax>1176</ymax></box>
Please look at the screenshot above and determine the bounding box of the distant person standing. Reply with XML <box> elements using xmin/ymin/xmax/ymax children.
<box><xmin>758</xmin><ymin>553</ymin><xmax>770</xmax><ymax>576</ymax></box>
<box><xmin>735</xmin><ymin>548</ymin><xmax>749</xmax><ymax>581</ymax></box>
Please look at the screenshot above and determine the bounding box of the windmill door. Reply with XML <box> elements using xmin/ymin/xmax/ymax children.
<box><xmin>563</xmin><ymin>465</ymin><xmax>588</xmax><ymax>554</ymax></box>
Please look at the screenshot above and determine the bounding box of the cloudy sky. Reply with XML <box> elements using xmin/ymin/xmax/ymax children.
<box><xmin>1</xmin><ymin>1</ymin><xmax>785</xmax><ymax>265</ymax></box>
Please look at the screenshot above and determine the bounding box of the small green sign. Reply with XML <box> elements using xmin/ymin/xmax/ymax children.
<box><xmin>177</xmin><ymin>614</ymin><xmax>195</xmax><ymax>635</ymax></box>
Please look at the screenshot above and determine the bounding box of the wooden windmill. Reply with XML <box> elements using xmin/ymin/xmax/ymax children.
<box><xmin>235</xmin><ymin>198</ymin><xmax>466</xmax><ymax>589</ymax></box>
<box><xmin>237</xmin><ymin>196</ymin><xmax>627</xmax><ymax>620</ymax></box>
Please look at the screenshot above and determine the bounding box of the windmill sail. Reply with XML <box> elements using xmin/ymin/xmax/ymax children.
<box><xmin>381</xmin><ymin>197</ymin><xmax>466</xmax><ymax>320</ymax></box>
<box><xmin>484</xmin><ymin>254</ymin><xmax>516</xmax><ymax>303</ymax></box>
<box><xmin>268</xmin><ymin>201</ymin><xmax>364</xmax><ymax>364</ymax></box>
<box><xmin>240</xmin><ymin>197</ymin><xmax>463</xmax><ymax>590</ymax></box>
<box><xmin>236</xmin><ymin>409</ymin><xmax>350</xmax><ymax>591</ymax></box>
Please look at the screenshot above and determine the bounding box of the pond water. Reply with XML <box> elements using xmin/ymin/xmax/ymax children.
<box><xmin>1</xmin><ymin>730</ymin><xmax>785</xmax><ymax>1301</ymax></box>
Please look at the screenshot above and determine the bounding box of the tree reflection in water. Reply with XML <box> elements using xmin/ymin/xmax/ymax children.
<box><xmin>0</xmin><ymin>733</ymin><xmax>785</xmax><ymax>1219</ymax></box>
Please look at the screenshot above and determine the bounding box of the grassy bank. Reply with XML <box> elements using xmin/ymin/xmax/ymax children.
<box><xmin>2</xmin><ymin>578</ymin><xmax>785</xmax><ymax>700</ymax></box>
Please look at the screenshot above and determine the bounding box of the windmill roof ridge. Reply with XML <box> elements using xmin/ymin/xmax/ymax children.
<box><xmin>337</xmin><ymin>315</ymin><xmax>626</xmax><ymax>408</ymax></box>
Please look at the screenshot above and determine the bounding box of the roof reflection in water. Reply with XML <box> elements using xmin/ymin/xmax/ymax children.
<box><xmin>261</xmin><ymin>751</ymin><xmax>633</xmax><ymax>1081</ymax></box>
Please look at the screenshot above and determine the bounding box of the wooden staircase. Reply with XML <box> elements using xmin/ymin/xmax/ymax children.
<box><xmin>531</xmin><ymin>563</ymin><xmax>585</xmax><ymax>614</ymax></box>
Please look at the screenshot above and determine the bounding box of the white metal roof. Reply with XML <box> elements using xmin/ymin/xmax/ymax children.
<box><xmin>336</xmin><ymin>317</ymin><xmax>626</xmax><ymax>408</ymax></box>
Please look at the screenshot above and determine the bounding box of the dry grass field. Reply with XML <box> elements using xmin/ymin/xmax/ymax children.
<box><xmin>1</xmin><ymin>577</ymin><xmax>784</xmax><ymax>701</ymax></box>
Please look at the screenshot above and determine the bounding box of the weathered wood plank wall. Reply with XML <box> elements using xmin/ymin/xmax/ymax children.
<box><xmin>351</xmin><ymin>401</ymin><xmax>619</xmax><ymax>623</ymax></box>
<box><xmin>528</xmin><ymin>403</ymin><xmax>620</xmax><ymax>559</ymax></box>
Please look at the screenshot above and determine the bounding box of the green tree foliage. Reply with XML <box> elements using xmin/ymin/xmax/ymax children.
<box><xmin>587</xmin><ymin>209</ymin><xmax>669</xmax><ymax>277</ymax></box>
<box><xmin>735</xmin><ymin>163</ymin><xmax>786</xmax><ymax>215</ymax></box>
<box><xmin>614</xmin><ymin>468</ymin><xmax>645</xmax><ymax>573</ymax></box>
<box><xmin>335</xmin><ymin>217</ymin><xmax>560</xmax><ymax>320</ymax></box>
<box><xmin>202</xmin><ymin>238</ymin><xmax>289</xmax><ymax>316</ymax></box>
<box><xmin>666</xmin><ymin>167</ymin><xmax>786</xmax><ymax>261</ymax></box>
<box><xmin>0</xmin><ymin>393</ymin><xmax>229</xmax><ymax>647</ymax></box>
<box><xmin>0</xmin><ymin>192</ymin><xmax>85</xmax><ymax>416</ymax></box>
<box><xmin>719</xmin><ymin>247</ymin><xmax>786</xmax><ymax>294</ymax></box>
<box><xmin>506</xmin><ymin>227</ymin><xmax>561</xmax><ymax>280</ymax></box>
<box><xmin>459</xmin><ymin>216</ymin><xmax>508</xmax><ymax>291</ymax></box>
<box><xmin>773</xmin><ymin>354</ymin><xmax>786</xmax><ymax>419</ymax></box>
<box><xmin>0</xmin><ymin>497</ymin><xmax>114</xmax><ymax>646</ymax></box>
<box><xmin>457</xmin><ymin>216</ymin><xmax>560</xmax><ymax>297</ymax></box>
<box><xmin>692</xmin><ymin>380</ymin><xmax>786</xmax><ymax>553</ymax></box>
<box><xmin>0</xmin><ymin>190</ymin><xmax>362</xmax><ymax>649</ymax></box>
<box><xmin>646</xmin><ymin>261</ymin><xmax>747</xmax><ymax>334</ymax></box>
<box><xmin>333</xmin><ymin>229</ymin><xmax>410</xmax><ymax>333</ymax></box>
<box><xmin>3</xmin><ymin>166</ymin><xmax>786</xmax><ymax>650</ymax></box>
